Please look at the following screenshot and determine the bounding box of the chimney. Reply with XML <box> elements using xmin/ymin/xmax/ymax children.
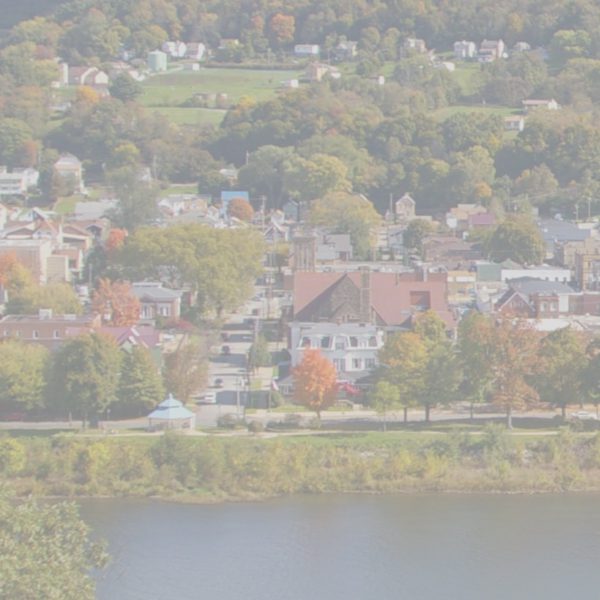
<box><xmin>359</xmin><ymin>266</ymin><xmax>371</xmax><ymax>323</ymax></box>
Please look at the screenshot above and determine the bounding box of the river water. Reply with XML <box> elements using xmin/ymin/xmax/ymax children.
<box><xmin>80</xmin><ymin>494</ymin><xmax>600</xmax><ymax>600</ymax></box>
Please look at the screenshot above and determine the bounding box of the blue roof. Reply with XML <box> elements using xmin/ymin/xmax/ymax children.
<box><xmin>148</xmin><ymin>393</ymin><xmax>194</xmax><ymax>420</ymax></box>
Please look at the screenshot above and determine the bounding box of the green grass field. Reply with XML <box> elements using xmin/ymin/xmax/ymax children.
<box><xmin>432</xmin><ymin>104</ymin><xmax>519</xmax><ymax>121</ymax></box>
<box><xmin>141</xmin><ymin>67</ymin><xmax>302</xmax><ymax>126</ymax></box>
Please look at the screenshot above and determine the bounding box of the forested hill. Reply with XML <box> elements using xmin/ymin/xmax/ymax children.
<box><xmin>4</xmin><ymin>0</ymin><xmax>600</xmax><ymax>55</ymax></box>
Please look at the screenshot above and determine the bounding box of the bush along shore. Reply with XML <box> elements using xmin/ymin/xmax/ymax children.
<box><xmin>3</xmin><ymin>427</ymin><xmax>600</xmax><ymax>501</ymax></box>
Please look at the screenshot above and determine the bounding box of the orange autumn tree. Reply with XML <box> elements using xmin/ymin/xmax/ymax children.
<box><xmin>228</xmin><ymin>197</ymin><xmax>254</xmax><ymax>222</ymax></box>
<box><xmin>91</xmin><ymin>278</ymin><xmax>140</xmax><ymax>326</ymax></box>
<box><xmin>0</xmin><ymin>252</ymin><xmax>20</xmax><ymax>285</ymax></box>
<box><xmin>293</xmin><ymin>349</ymin><xmax>338</xmax><ymax>419</ymax></box>
<box><xmin>105</xmin><ymin>228</ymin><xmax>128</xmax><ymax>254</ymax></box>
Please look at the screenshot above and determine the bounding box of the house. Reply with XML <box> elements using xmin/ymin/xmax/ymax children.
<box><xmin>292</xmin><ymin>268</ymin><xmax>454</xmax><ymax>328</ymax></box>
<box><xmin>294</xmin><ymin>44</ymin><xmax>320</xmax><ymax>57</ymax></box>
<box><xmin>333</xmin><ymin>41</ymin><xmax>358</xmax><ymax>61</ymax></box>
<box><xmin>501</xmin><ymin>264</ymin><xmax>571</xmax><ymax>283</ymax></box>
<box><xmin>0</xmin><ymin>239</ymin><xmax>54</xmax><ymax>283</ymax></box>
<box><xmin>504</xmin><ymin>115</ymin><xmax>526</xmax><ymax>132</ymax></box>
<box><xmin>468</xmin><ymin>212</ymin><xmax>497</xmax><ymax>230</ymax></box>
<box><xmin>161</xmin><ymin>41</ymin><xmax>187</xmax><ymax>58</ymax></box>
<box><xmin>66</xmin><ymin>66</ymin><xmax>109</xmax><ymax>88</ymax></box>
<box><xmin>495</xmin><ymin>278</ymin><xmax>575</xmax><ymax>318</ymax></box>
<box><xmin>281</xmin><ymin>79</ymin><xmax>299</xmax><ymax>89</ymax></box>
<box><xmin>0</xmin><ymin>167</ymin><xmax>39</xmax><ymax>196</ymax></box>
<box><xmin>513</xmin><ymin>41</ymin><xmax>532</xmax><ymax>53</ymax></box>
<box><xmin>303</xmin><ymin>62</ymin><xmax>340</xmax><ymax>83</ymax></box>
<box><xmin>316</xmin><ymin>233</ymin><xmax>353</xmax><ymax>263</ymax></box>
<box><xmin>0</xmin><ymin>310</ymin><xmax>100</xmax><ymax>349</ymax></box>
<box><xmin>574</xmin><ymin>239</ymin><xmax>600</xmax><ymax>291</ymax></box>
<box><xmin>54</xmin><ymin>154</ymin><xmax>84</xmax><ymax>193</ymax></box>
<box><xmin>132</xmin><ymin>282</ymin><xmax>182</xmax><ymax>322</ymax></box>
<box><xmin>454</xmin><ymin>40</ymin><xmax>477</xmax><ymax>59</ymax></box>
<box><xmin>73</xmin><ymin>199</ymin><xmax>118</xmax><ymax>221</ymax></box>
<box><xmin>185</xmin><ymin>43</ymin><xmax>206</xmax><ymax>61</ymax></box>
<box><xmin>445</xmin><ymin>204</ymin><xmax>489</xmax><ymax>232</ymax></box>
<box><xmin>289</xmin><ymin>322</ymin><xmax>384</xmax><ymax>378</ymax></box>
<box><xmin>147</xmin><ymin>50</ymin><xmax>168</xmax><ymax>72</ymax></box>
<box><xmin>394</xmin><ymin>193</ymin><xmax>416</xmax><ymax>224</ymax></box>
<box><xmin>522</xmin><ymin>99</ymin><xmax>559</xmax><ymax>113</ymax></box>
<box><xmin>422</xmin><ymin>234</ymin><xmax>483</xmax><ymax>267</ymax></box>
<box><xmin>404</xmin><ymin>38</ymin><xmax>427</xmax><ymax>54</ymax></box>
<box><xmin>538</xmin><ymin>218</ymin><xmax>590</xmax><ymax>259</ymax></box>
<box><xmin>447</xmin><ymin>270</ymin><xmax>477</xmax><ymax>305</ymax></box>
<box><xmin>479</xmin><ymin>39</ymin><xmax>505</xmax><ymax>61</ymax></box>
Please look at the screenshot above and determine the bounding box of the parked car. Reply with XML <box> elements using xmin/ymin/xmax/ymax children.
<box><xmin>214</xmin><ymin>378</ymin><xmax>224</xmax><ymax>388</ymax></box>
<box><xmin>196</xmin><ymin>392</ymin><xmax>216</xmax><ymax>405</ymax></box>
<box><xmin>221</xmin><ymin>345</ymin><xmax>231</xmax><ymax>355</ymax></box>
<box><xmin>569</xmin><ymin>410</ymin><xmax>598</xmax><ymax>421</ymax></box>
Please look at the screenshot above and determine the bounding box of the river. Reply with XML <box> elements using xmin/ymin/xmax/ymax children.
<box><xmin>80</xmin><ymin>494</ymin><xmax>600</xmax><ymax>600</ymax></box>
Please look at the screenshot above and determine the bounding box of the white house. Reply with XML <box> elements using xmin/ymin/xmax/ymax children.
<box><xmin>162</xmin><ymin>41</ymin><xmax>187</xmax><ymax>58</ymax></box>
<box><xmin>504</xmin><ymin>115</ymin><xmax>526</xmax><ymax>132</ymax></box>
<box><xmin>289</xmin><ymin>322</ymin><xmax>384</xmax><ymax>379</ymax></box>
<box><xmin>522</xmin><ymin>98</ymin><xmax>560</xmax><ymax>112</ymax></box>
<box><xmin>185</xmin><ymin>43</ymin><xmax>206</xmax><ymax>61</ymax></box>
<box><xmin>501</xmin><ymin>265</ymin><xmax>571</xmax><ymax>283</ymax></box>
<box><xmin>0</xmin><ymin>167</ymin><xmax>39</xmax><ymax>196</ymax></box>
<box><xmin>454</xmin><ymin>40</ymin><xmax>477</xmax><ymax>59</ymax></box>
<box><xmin>294</xmin><ymin>44</ymin><xmax>320</xmax><ymax>57</ymax></box>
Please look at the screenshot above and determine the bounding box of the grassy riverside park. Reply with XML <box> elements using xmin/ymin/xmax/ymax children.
<box><xmin>3</xmin><ymin>426</ymin><xmax>600</xmax><ymax>502</ymax></box>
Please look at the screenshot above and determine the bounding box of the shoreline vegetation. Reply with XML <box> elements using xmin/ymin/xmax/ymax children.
<box><xmin>4</xmin><ymin>427</ymin><xmax>600</xmax><ymax>503</ymax></box>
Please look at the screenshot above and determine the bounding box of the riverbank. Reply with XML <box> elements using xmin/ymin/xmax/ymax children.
<box><xmin>3</xmin><ymin>427</ymin><xmax>600</xmax><ymax>501</ymax></box>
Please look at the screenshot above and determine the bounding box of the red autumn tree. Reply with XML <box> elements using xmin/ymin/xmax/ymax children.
<box><xmin>293</xmin><ymin>349</ymin><xmax>338</xmax><ymax>419</ymax></box>
<box><xmin>228</xmin><ymin>197</ymin><xmax>254</xmax><ymax>222</ymax></box>
<box><xmin>91</xmin><ymin>278</ymin><xmax>140</xmax><ymax>326</ymax></box>
<box><xmin>105</xmin><ymin>228</ymin><xmax>127</xmax><ymax>253</ymax></box>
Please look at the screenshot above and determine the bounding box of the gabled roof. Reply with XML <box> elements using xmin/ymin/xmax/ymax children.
<box><xmin>507</xmin><ymin>277</ymin><xmax>575</xmax><ymax>295</ymax></box>
<box><xmin>293</xmin><ymin>271</ymin><xmax>453</xmax><ymax>327</ymax></box>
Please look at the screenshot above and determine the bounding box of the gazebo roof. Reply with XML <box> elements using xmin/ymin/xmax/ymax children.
<box><xmin>148</xmin><ymin>393</ymin><xmax>194</xmax><ymax>420</ymax></box>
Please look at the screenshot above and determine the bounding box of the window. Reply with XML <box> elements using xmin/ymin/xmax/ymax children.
<box><xmin>300</xmin><ymin>336</ymin><xmax>311</xmax><ymax>348</ymax></box>
<box><xmin>53</xmin><ymin>330</ymin><xmax>60</xmax><ymax>339</ymax></box>
<box><xmin>32</xmin><ymin>330</ymin><xmax>39</xmax><ymax>339</ymax></box>
<box><xmin>365</xmin><ymin>358</ymin><xmax>376</xmax><ymax>370</ymax></box>
<box><xmin>349</xmin><ymin>336</ymin><xmax>358</xmax><ymax>348</ymax></box>
<box><xmin>368</xmin><ymin>336</ymin><xmax>378</xmax><ymax>347</ymax></box>
<box><xmin>409</xmin><ymin>291</ymin><xmax>431</xmax><ymax>310</ymax></box>
<box><xmin>335</xmin><ymin>337</ymin><xmax>345</xmax><ymax>350</ymax></box>
<box><xmin>352</xmin><ymin>358</ymin><xmax>362</xmax><ymax>370</ymax></box>
<box><xmin>334</xmin><ymin>359</ymin><xmax>346</xmax><ymax>372</ymax></box>
<box><xmin>320</xmin><ymin>336</ymin><xmax>331</xmax><ymax>349</ymax></box>
<box><xmin>142</xmin><ymin>305</ymin><xmax>152</xmax><ymax>318</ymax></box>
<box><xmin>159</xmin><ymin>305</ymin><xmax>171</xmax><ymax>317</ymax></box>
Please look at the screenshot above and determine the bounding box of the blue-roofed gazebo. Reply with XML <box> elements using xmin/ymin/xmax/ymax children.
<box><xmin>148</xmin><ymin>393</ymin><xmax>196</xmax><ymax>430</ymax></box>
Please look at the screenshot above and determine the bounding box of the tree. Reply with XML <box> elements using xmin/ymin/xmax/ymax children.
<box><xmin>293</xmin><ymin>349</ymin><xmax>337</xmax><ymax>419</ymax></box>
<box><xmin>247</xmin><ymin>334</ymin><xmax>271</xmax><ymax>372</ymax></box>
<box><xmin>457</xmin><ymin>312</ymin><xmax>496</xmax><ymax>419</ymax></box>
<box><xmin>485</xmin><ymin>216</ymin><xmax>545</xmax><ymax>265</ymax></box>
<box><xmin>106</xmin><ymin>166</ymin><xmax>159</xmax><ymax>231</ymax></box>
<box><xmin>535</xmin><ymin>327</ymin><xmax>587</xmax><ymax>419</ymax></box>
<box><xmin>0</xmin><ymin>117</ymin><xmax>34</xmax><ymax>167</ymax></box>
<box><xmin>420</xmin><ymin>342</ymin><xmax>459</xmax><ymax>422</ymax></box>
<box><xmin>372</xmin><ymin>379</ymin><xmax>400</xmax><ymax>431</ymax></box>
<box><xmin>109</xmin><ymin>73</ymin><xmax>143</xmax><ymax>102</ymax></box>
<box><xmin>283</xmin><ymin>154</ymin><xmax>350</xmax><ymax>202</ymax></box>
<box><xmin>228</xmin><ymin>197</ymin><xmax>254</xmax><ymax>222</ymax></box>
<box><xmin>91</xmin><ymin>278</ymin><xmax>140</xmax><ymax>326</ymax></box>
<box><xmin>105</xmin><ymin>228</ymin><xmax>127</xmax><ymax>253</ymax></box>
<box><xmin>0</xmin><ymin>494</ymin><xmax>108</xmax><ymax>600</ymax></box>
<box><xmin>402</xmin><ymin>220</ymin><xmax>432</xmax><ymax>258</ymax></box>
<box><xmin>309</xmin><ymin>192</ymin><xmax>381</xmax><ymax>259</ymax></box>
<box><xmin>268</xmin><ymin>13</ymin><xmax>295</xmax><ymax>47</ymax></box>
<box><xmin>489</xmin><ymin>319</ymin><xmax>541</xmax><ymax>428</ymax></box>
<box><xmin>583</xmin><ymin>340</ymin><xmax>600</xmax><ymax>417</ymax></box>
<box><xmin>163</xmin><ymin>338</ymin><xmax>208</xmax><ymax>403</ymax></box>
<box><xmin>0</xmin><ymin>340</ymin><xmax>48</xmax><ymax>413</ymax></box>
<box><xmin>47</xmin><ymin>333</ymin><xmax>122</xmax><ymax>424</ymax></box>
<box><xmin>118</xmin><ymin>346</ymin><xmax>164</xmax><ymax>416</ymax></box>
<box><xmin>378</xmin><ymin>331</ymin><xmax>428</xmax><ymax>422</ymax></box>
